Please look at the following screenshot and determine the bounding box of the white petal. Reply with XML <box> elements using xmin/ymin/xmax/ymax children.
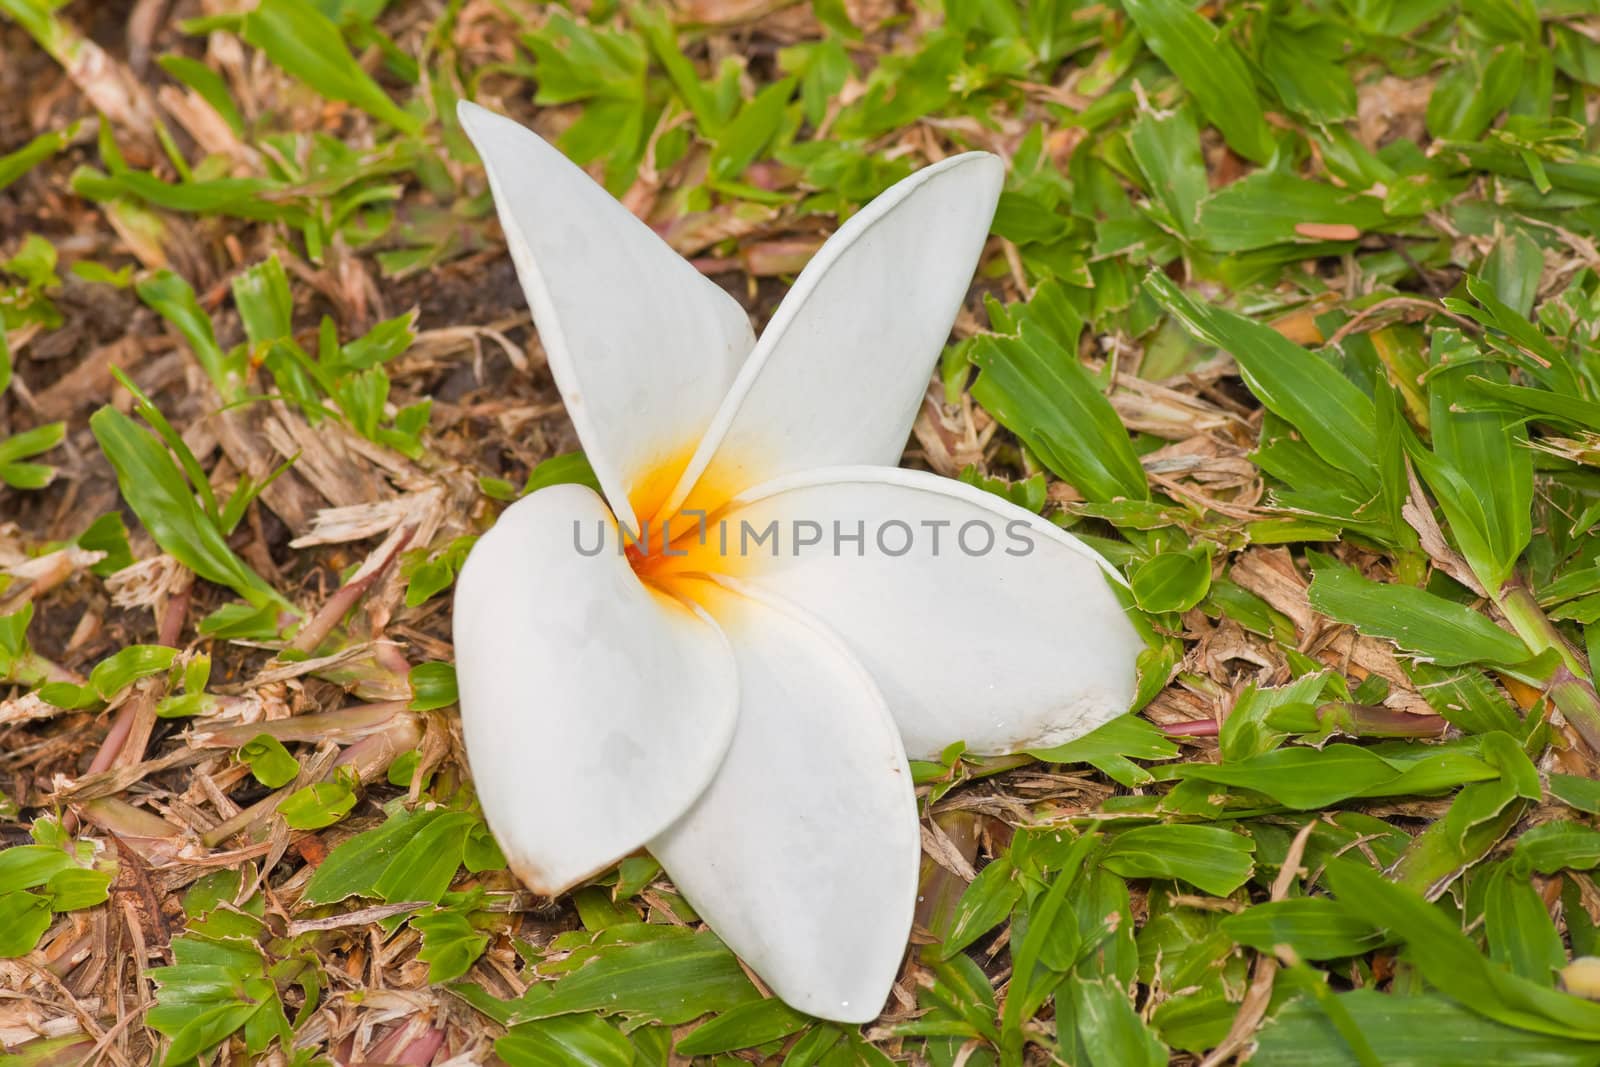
<box><xmin>457</xmin><ymin>102</ymin><xmax>755</xmax><ymax>530</ymax></box>
<box><xmin>701</xmin><ymin>467</ymin><xmax>1142</xmax><ymax>758</ymax></box>
<box><xmin>649</xmin><ymin>582</ymin><xmax>919</xmax><ymax>1024</ymax></box>
<box><xmin>661</xmin><ymin>153</ymin><xmax>1005</xmax><ymax>515</ymax></box>
<box><xmin>453</xmin><ymin>483</ymin><xmax>738</xmax><ymax>895</ymax></box>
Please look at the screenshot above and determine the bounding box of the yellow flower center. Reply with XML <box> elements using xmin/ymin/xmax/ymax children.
<box><xmin>624</xmin><ymin>448</ymin><xmax>740</xmax><ymax>601</ymax></box>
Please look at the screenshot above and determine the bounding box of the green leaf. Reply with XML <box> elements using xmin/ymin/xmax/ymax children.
<box><xmin>408</xmin><ymin>661</ymin><xmax>458</xmax><ymax>710</ymax></box>
<box><xmin>0</xmin><ymin>120</ymin><xmax>80</xmax><ymax>192</ymax></box>
<box><xmin>1379</xmin><ymin>745</ymin><xmax>1507</xmax><ymax>798</ymax></box>
<box><xmin>156</xmin><ymin>56</ymin><xmax>244</xmax><ymax>135</ymax></box>
<box><xmin>0</xmin><ymin>421</ymin><xmax>64</xmax><ymax>463</ymax></box>
<box><xmin>0</xmin><ymin>891</ymin><xmax>53</xmax><ymax>956</ymax></box>
<box><xmin>135</xmin><ymin>270</ymin><xmax>242</xmax><ymax>401</ymax></box>
<box><xmin>241</xmin><ymin>0</ymin><xmax>420</xmax><ymax>134</ymax></box>
<box><xmin>519</xmin><ymin>11</ymin><xmax>651</xmax><ymax>192</ymax></box>
<box><xmin>970</xmin><ymin>312</ymin><xmax>1147</xmax><ymax>502</ymax></box>
<box><xmin>1253</xmin><ymin>990</ymin><xmax>1600</xmax><ymax>1067</ymax></box>
<box><xmin>958</xmin><ymin>466</ymin><xmax>1048</xmax><ymax>513</ymax></box>
<box><xmin>1004</xmin><ymin>832</ymin><xmax>1101</xmax><ymax>1040</ymax></box>
<box><xmin>612</xmin><ymin>854</ymin><xmax>660</xmax><ymax>900</ymax></box>
<box><xmin>1071</xmin><ymin>975</ymin><xmax>1167</xmax><ymax>1067</ymax></box>
<box><xmin>336</xmin><ymin>310</ymin><xmax>415</xmax><ymax>371</ymax></box>
<box><xmin>1197</xmin><ymin>171</ymin><xmax>1389</xmax><ymax>251</ymax></box>
<box><xmin>76</xmin><ymin>511</ymin><xmax>133</xmax><ymax>576</ymax></box>
<box><xmin>1324</xmin><ymin>859</ymin><xmax>1600</xmax><ymax>1037</ymax></box>
<box><xmin>238</xmin><ymin>734</ymin><xmax>300</xmax><ymax>789</ymax></box>
<box><xmin>89</xmin><ymin>406</ymin><xmax>287</xmax><ymax>611</ymax></box>
<box><xmin>1484</xmin><ymin>864</ymin><xmax>1566</xmax><ymax>983</ymax></box>
<box><xmin>1222</xmin><ymin>898</ymin><xmax>1386</xmax><ymax>960</ymax></box>
<box><xmin>1101</xmin><ymin>825</ymin><xmax>1254</xmax><ymax>896</ymax></box>
<box><xmin>1145</xmin><ymin>272</ymin><xmax>1378</xmax><ymax>494</ymax></box>
<box><xmin>1127</xmin><ymin>104</ymin><xmax>1207</xmax><ymax>238</ymax></box>
<box><xmin>233</xmin><ymin>254</ymin><xmax>294</xmax><ymax>346</ymax></box>
<box><xmin>0</xmin><ymin>845</ymin><xmax>75</xmax><ymax>893</ymax></box>
<box><xmin>1549</xmin><ymin>773</ymin><xmax>1600</xmax><ymax>815</ymax></box>
<box><xmin>463</xmin><ymin>821</ymin><xmax>506</xmax><ymax>874</ymax></box>
<box><xmin>1411</xmin><ymin>353</ymin><xmax>1533</xmax><ymax>595</ymax></box>
<box><xmin>1130</xmin><ymin>549</ymin><xmax>1212</xmax><ymax>613</ymax></box>
<box><xmin>1512</xmin><ymin>821</ymin><xmax>1600</xmax><ymax>876</ymax></box>
<box><xmin>197</xmin><ymin>601</ymin><xmax>282</xmax><ymax>641</ymax></box>
<box><xmin>370</xmin><ymin>810</ymin><xmax>476</xmax><ymax>904</ymax></box>
<box><xmin>0</xmin><ymin>459</ymin><xmax>56</xmax><ymax>490</ymax></box>
<box><xmin>1171</xmin><ymin>744</ymin><xmax>1402</xmax><ymax>810</ymax></box>
<box><xmin>1220</xmin><ymin>673</ymin><xmax>1332</xmax><ymax>762</ymax></box>
<box><xmin>930</xmin><ymin>855</ymin><xmax>1023</xmax><ymax>960</ymax></box>
<box><xmin>89</xmin><ymin>644</ymin><xmax>176</xmax><ymax>699</ymax></box>
<box><xmin>1405</xmin><ymin>662</ymin><xmax>1522</xmax><ymax>736</ymax></box>
<box><xmin>633</xmin><ymin>5</ymin><xmax>726</xmax><ymax>135</ymax></box>
<box><xmin>143</xmin><ymin>929</ymin><xmax>290</xmax><ymax>1066</ymax></box>
<box><xmin>522</xmin><ymin>451</ymin><xmax>603</xmax><ymax>497</ymax></box>
<box><xmin>1428</xmin><ymin>44</ymin><xmax>1522</xmax><ymax>141</ymax></box>
<box><xmin>154</xmin><ymin>652</ymin><xmax>213</xmax><ymax>720</ymax></box>
<box><xmin>0</xmin><ymin>420</ymin><xmax>64</xmax><ymax>489</ymax></box>
<box><xmin>783</xmin><ymin>36</ymin><xmax>853</xmax><ymax>128</ymax></box>
<box><xmin>278</xmin><ymin>777</ymin><xmax>357</xmax><ymax>830</ymax></box>
<box><xmin>414</xmin><ymin>908</ymin><xmax>489</xmax><ymax>983</ymax></box>
<box><xmin>521</xmin><ymin>10</ymin><xmax>645</xmax><ymax>106</ymax></box>
<box><xmin>161</xmin><ymin>1002</ymin><xmax>261</xmax><ymax>1065</ymax></box>
<box><xmin>497</xmin><ymin>1014</ymin><xmax>635</xmax><ymax>1067</ymax></box>
<box><xmin>916</xmin><ymin>952</ymin><xmax>999</xmax><ymax>1043</ymax></box>
<box><xmin>1029</xmin><ymin>713</ymin><xmax>1179</xmax><ymax>787</ymax></box>
<box><xmin>232</xmin><ymin>255</ymin><xmax>323</xmax><ymax>410</ymax></box>
<box><xmin>709</xmin><ymin>77</ymin><xmax>796</xmax><ymax>182</ymax></box>
<box><xmin>1483</xmin><ymin>227</ymin><xmax>1544</xmax><ymax>318</ymax></box>
<box><xmin>1470</xmin><ymin>378</ymin><xmax>1600</xmax><ymax>436</ymax></box>
<box><xmin>1394</xmin><ymin>776</ymin><xmax>1527</xmax><ymax>895</ymax></box>
<box><xmin>44</xmin><ymin>867</ymin><xmax>112</xmax><ymax>911</ymax></box>
<box><xmin>1121</xmin><ymin>0</ymin><xmax>1275</xmax><ymax>163</ymax></box>
<box><xmin>492</xmin><ymin>928</ymin><xmax>757</xmax><ymax>1025</ymax></box>
<box><xmin>3</xmin><ymin>232</ymin><xmax>59</xmax><ymax>288</ymax></box>
<box><xmin>302</xmin><ymin>804</ymin><xmax>445</xmax><ymax>904</ymax></box>
<box><xmin>1260</xmin><ymin>28</ymin><xmax>1357</xmax><ymax>123</ymax></box>
<box><xmin>676</xmin><ymin>997</ymin><xmax>809</xmax><ymax>1055</ymax></box>
<box><xmin>403</xmin><ymin>535</ymin><xmax>474</xmax><ymax>607</ymax></box>
<box><xmin>1307</xmin><ymin>555</ymin><xmax>1531</xmax><ymax>669</ymax></box>
<box><xmin>1372</xmin><ymin>379</ymin><xmax>1419</xmax><ymax>553</ymax></box>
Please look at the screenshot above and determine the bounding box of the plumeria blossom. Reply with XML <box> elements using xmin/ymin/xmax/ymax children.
<box><xmin>452</xmin><ymin>102</ymin><xmax>1142</xmax><ymax>1022</ymax></box>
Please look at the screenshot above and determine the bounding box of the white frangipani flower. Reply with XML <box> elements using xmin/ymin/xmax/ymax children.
<box><xmin>452</xmin><ymin>101</ymin><xmax>1142</xmax><ymax>1022</ymax></box>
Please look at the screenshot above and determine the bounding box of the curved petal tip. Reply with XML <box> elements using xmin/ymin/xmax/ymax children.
<box><xmin>650</xmin><ymin>584</ymin><xmax>919</xmax><ymax>1024</ymax></box>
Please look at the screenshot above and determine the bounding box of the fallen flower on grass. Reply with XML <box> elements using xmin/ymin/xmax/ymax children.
<box><xmin>451</xmin><ymin>102</ymin><xmax>1142</xmax><ymax>1022</ymax></box>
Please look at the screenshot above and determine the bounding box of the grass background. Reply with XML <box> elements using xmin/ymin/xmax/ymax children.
<box><xmin>3</xmin><ymin>0</ymin><xmax>1600</xmax><ymax>1064</ymax></box>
